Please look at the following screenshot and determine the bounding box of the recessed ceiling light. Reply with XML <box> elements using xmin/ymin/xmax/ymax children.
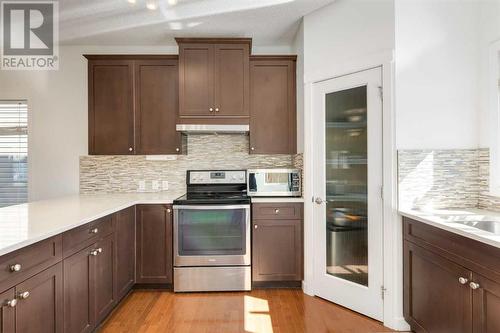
<box><xmin>146</xmin><ymin>0</ymin><xmax>157</xmax><ymax>10</ymax></box>
<box><xmin>127</xmin><ymin>0</ymin><xmax>136</xmax><ymax>4</ymax></box>
<box><xmin>167</xmin><ymin>0</ymin><xmax>178</xmax><ymax>5</ymax></box>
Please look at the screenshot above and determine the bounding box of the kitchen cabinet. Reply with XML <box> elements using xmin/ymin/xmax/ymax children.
<box><xmin>0</xmin><ymin>288</ymin><xmax>15</xmax><ymax>333</ymax></box>
<box><xmin>249</xmin><ymin>56</ymin><xmax>297</xmax><ymax>154</ymax></box>
<box><xmin>403</xmin><ymin>217</ymin><xmax>500</xmax><ymax>333</ymax></box>
<box><xmin>87</xmin><ymin>59</ymin><xmax>135</xmax><ymax>155</ymax></box>
<box><xmin>15</xmin><ymin>263</ymin><xmax>63</xmax><ymax>333</ymax></box>
<box><xmin>176</xmin><ymin>38</ymin><xmax>250</xmax><ymax>123</ymax></box>
<box><xmin>85</xmin><ymin>55</ymin><xmax>183</xmax><ymax>155</ymax></box>
<box><xmin>252</xmin><ymin>203</ymin><xmax>303</xmax><ymax>283</ymax></box>
<box><xmin>114</xmin><ymin>206</ymin><xmax>135</xmax><ymax>301</ymax></box>
<box><xmin>93</xmin><ymin>234</ymin><xmax>116</xmax><ymax>324</ymax></box>
<box><xmin>136</xmin><ymin>205</ymin><xmax>173</xmax><ymax>284</ymax></box>
<box><xmin>135</xmin><ymin>59</ymin><xmax>182</xmax><ymax>154</ymax></box>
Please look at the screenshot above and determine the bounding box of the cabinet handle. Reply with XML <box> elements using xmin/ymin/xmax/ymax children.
<box><xmin>470</xmin><ymin>282</ymin><xmax>480</xmax><ymax>290</ymax></box>
<box><xmin>215</xmin><ymin>108</ymin><xmax>219</xmax><ymax>112</ymax></box>
<box><xmin>129</xmin><ymin>147</ymin><xmax>133</xmax><ymax>152</ymax></box>
<box><xmin>90</xmin><ymin>248</ymin><xmax>102</xmax><ymax>256</ymax></box>
<box><xmin>274</xmin><ymin>209</ymin><xmax>280</xmax><ymax>214</ymax></box>
<box><xmin>9</xmin><ymin>263</ymin><xmax>21</xmax><ymax>272</ymax></box>
<box><xmin>209</xmin><ymin>108</ymin><xmax>214</xmax><ymax>112</ymax></box>
<box><xmin>458</xmin><ymin>277</ymin><xmax>468</xmax><ymax>285</ymax></box>
<box><xmin>254</xmin><ymin>225</ymin><xmax>258</xmax><ymax>229</ymax></box>
<box><xmin>89</xmin><ymin>228</ymin><xmax>99</xmax><ymax>234</ymax></box>
<box><xmin>250</xmin><ymin>147</ymin><xmax>255</xmax><ymax>151</ymax></box>
<box><xmin>167</xmin><ymin>208</ymin><xmax>171</xmax><ymax>213</ymax></box>
<box><xmin>175</xmin><ymin>148</ymin><xmax>180</xmax><ymax>152</ymax></box>
<box><xmin>18</xmin><ymin>291</ymin><xmax>30</xmax><ymax>300</ymax></box>
<box><xmin>6</xmin><ymin>299</ymin><xmax>17</xmax><ymax>307</ymax></box>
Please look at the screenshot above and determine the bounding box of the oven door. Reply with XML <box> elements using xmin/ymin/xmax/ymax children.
<box><xmin>173</xmin><ymin>205</ymin><xmax>251</xmax><ymax>266</ymax></box>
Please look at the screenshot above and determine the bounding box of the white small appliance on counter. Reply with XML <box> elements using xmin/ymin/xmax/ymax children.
<box><xmin>247</xmin><ymin>168</ymin><xmax>301</xmax><ymax>197</ymax></box>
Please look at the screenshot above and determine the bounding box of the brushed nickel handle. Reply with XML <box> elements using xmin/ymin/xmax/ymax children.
<box><xmin>9</xmin><ymin>264</ymin><xmax>21</xmax><ymax>272</ymax></box>
<box><xmin>470</xmin><ymin>282</ymin><xmax>480</xmax><ymax>290</ymax></box>
<box><xmin>254</xmin><ymin>225</ymin><xmax>258</xmax><ymax>229</ymax></box>
<box><xmin>458</xmin><ymin>277</ymin><xmax>468</xmax><ymax>285</ymax></box>
<box><xmin>175</xmin><ymin>148</ymin><xmax>180</xmax><ymax>152</ymax></box>
<box><xmin>90</xmin><ymin>249</ymin><xmax>100</xmax><ymax>256</ymax></box>
<box><xmin>89</xmin><ymin>228</ymin><xmax>99</xmax><ymax>234</ymax></box>
<box><xmin>97</xmin><ymin>247</ymin><xmax>103</xmax><ymax>253</ymax></box>
<box><xmin>250</xmin><ymin>147</ymin><xmax>255</xmax><ymax>151</ymax></box>
<box><xmin>18</xmin><ymin>291</ymin><xmax>30</xmax><ymax>300</ymax></box>
<box><xmin>129</xmin><ymin>147</ymin><xmax>133</xmax><ymax>152</ymax></box>
<box><xmin>215</xmin><ymin>108</ymin><xmax>219</xmax><ymax>112</ymax></box>
<box><xmin>315</xmin><ymin>197</ymin><xmax>325</xmax><ymax>205</ymax></box>
<box><xmin>274</xmin><ymin>209</ymin><xmax>280</xmax><ymax>214</ymax></box>
<box><xmin>6</xmin><ymin>298</ymin><xmax>17</xmax><ymax>307</ymax></box>
<box><xmin>167</xmin><ymin>208</ymin><xmax>171</xmax><ymax>213</ymax></box>
<box><xmin>209</xmin><ymin>108</ymin><xmax>214</xmax><ymax>112</ymax></box>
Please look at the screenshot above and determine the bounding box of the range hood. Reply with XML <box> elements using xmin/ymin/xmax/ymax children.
<box><xmin>176</xmin><ymin>124</ymin><xmax>249</xmax><ymax>134</ymax></box>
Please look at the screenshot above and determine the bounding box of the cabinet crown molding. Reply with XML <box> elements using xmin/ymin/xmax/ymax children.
<box><xmin>175</xmin><ymin>37</ymin><xmax>252</xmax><ymax>48</ymax></box>
<box><xmin>250</xmin><ymin>55</ymin><xmax>297</xmax><ymax>61</ymax></box>
<box><xmin>83</xmin><ymin>54</ymin><xmax>178</xmax><ymax>60</ymax></box>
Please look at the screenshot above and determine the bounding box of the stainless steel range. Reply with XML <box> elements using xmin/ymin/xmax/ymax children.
<box><xmin>173</xmin><ymin>170</ymin><xmax>251</xmax><ymax>292</ymax></box>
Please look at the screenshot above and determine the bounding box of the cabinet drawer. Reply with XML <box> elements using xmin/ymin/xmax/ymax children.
<box><xmin>0</xmin><ymin>235</ymin><xmax>62</xmax><ymax>292</ymax></box>
<box><xmin>252</xmin><ymin>203</ymin><xmax>302</xmax><ymax>220</ymax></box>
<box><xmin>63</xmin><ymin>215</ymin><xmax>114</xmax><ymax>257</ymax></box>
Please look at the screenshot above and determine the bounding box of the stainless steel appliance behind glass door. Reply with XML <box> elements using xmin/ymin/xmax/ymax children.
<box><xmin>173</xmin><ymin>170</ymin><xmax>251</xmax><ymax>292</ymax></box>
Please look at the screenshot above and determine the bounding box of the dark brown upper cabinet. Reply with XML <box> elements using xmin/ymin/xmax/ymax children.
<box><xmin>176</xmin><ymin>38</ymin><xmax>251</xmax><ymax>124</ymax></box>
<box><xmin>249</xmin><ymin>56</ymin><xmax>297</xmax><ymax>154</ymax></box>
<box><xmin>85</xmin><ymin>55</ymin><xmax>183</xmax><ymax>155</ymax></box>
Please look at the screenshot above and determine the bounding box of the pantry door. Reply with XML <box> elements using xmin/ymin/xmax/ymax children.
<box><xmin>312</xmin><ymin>67</ymin><xmax>384</xmax><ymax>320</ymax></box>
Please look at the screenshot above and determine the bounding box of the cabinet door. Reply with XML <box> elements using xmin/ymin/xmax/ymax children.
<box><xmin>136</xmin><ymin>205</ymin><xmax>172</xmax><ymax>284</ymax></box>
<box><xmin>114</xmin><ymin>207</ymin><xmax>135</xmax><ymax>301</ymax></box>
<box><xmin>15</xmin><ymin>263</ymin><xmax>63</xmax><ymax>333</ymax></box>
<box><xmin>252</xmin><ymin>219</ymin><xmax>302</xmax><ymax>281</ymax></box>
<box><xmin>214</xmin><ymin>44</ymin><xmax>249</xmax><ymax>118</ymax></box>
<box><xmin>88</xmin><ymin>59</ymin><xmax>135</xmax><ymax>155</ymax></box>
<box><xmin>0</xmin><ymin>288</ymin><xmax>15</xmax><ymax>333</ymax></box>
<box><xmin>135</xmin><ymin>59</ymin><xmax>182</xmax><ymax>154</ymax></box>
<box><xmin>404</xmin><ymin>241</ymin><xmax>472</xmax><ymax>333</ymax></box>
<box><xmin>178</xmin><ymin>44</ymin><xmax>215</xmax><ymax>117</ymax></box>
<box><xmin>63</xmin><ymin>245</ymin><xmax>95</xmax><ymax>333</ymax></box>
<box><xmin>472</xmin><ymin>273</ymin><xmax>500</xmax><ymax>333</ymax></box>
<box><xmin>249</xmin><ymin>58</ymin><xmax>296</xmax><ymax>154</ymax></box>
<box><xmin>93</xmin><ymin>234</ymin><xmax>116</xmax><ymax>325</ymax></box>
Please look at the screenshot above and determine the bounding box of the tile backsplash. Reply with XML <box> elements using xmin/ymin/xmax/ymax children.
<box><xmin>80</xmin><ymin>134</ymin><xmax>302</xmax><ymax>194</ymax></box>
<box><xmin>398</xmin><ymin>148</ymin><xmax>500</xmax><ymax>211</ymax></box>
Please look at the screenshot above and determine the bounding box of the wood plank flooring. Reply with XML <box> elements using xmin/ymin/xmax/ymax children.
<box><xmin>99</xmin><ymin>289</ymin><xmax>397</xmax><ymax>333</ymax></box>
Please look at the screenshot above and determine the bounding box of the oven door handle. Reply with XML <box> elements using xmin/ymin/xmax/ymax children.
<box><xmin>173</xmin><ymin>204</ymin><xmax>250</xmax><ymax>210</ymax></box>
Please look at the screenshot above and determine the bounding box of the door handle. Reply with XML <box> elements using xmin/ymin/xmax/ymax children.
<box><xmin>314</xmin><ymin>197</ymin><xmax>325</xmax><ymax>205</ymax></box>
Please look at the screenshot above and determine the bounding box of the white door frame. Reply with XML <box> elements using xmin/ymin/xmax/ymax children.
<box><xmin>301</xmin><ymin>51</ymin><xmax>410</xmax><ymax>331</ymax></box>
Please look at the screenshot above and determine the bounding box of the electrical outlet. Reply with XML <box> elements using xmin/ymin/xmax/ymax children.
<box><xmin>152</xmin><ymin>180</ymin><xmax>161</xmax><ymax>191</ymax></box>
<box><xmin>138</xmin><ymin>180</ymin><xmax>146</xmax><ymax>192</ymax></box>
<box><xmin>162</xmin><ymin>181</ymin><xmax>169</xmax><ymax>191</ymax></box>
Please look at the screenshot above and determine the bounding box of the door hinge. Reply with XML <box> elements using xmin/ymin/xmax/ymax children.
<box><xmin>381</xmin><ymin>286</ymin><xmax>387</xmax><ymax>300</ymax></box>
<box><xmin>378</xmin><ymin>86</ymin><xmax>383</xmax><ymax>101</ymax></box>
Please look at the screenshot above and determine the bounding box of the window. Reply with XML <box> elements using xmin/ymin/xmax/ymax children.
<box><xmin>0</xmin><ymin>100</ymin><xmax>28</xmax><ymax>207</ymax></box>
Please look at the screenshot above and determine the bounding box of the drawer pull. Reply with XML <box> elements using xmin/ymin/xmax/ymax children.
<box><xmin>9</xmin><ymin>263</ymin><xmax>22</xmax><ymax>272</ymax></box>
<box><xmin>458</xmin><ymin>277</ymin><xmax>468</xmax><ymax>285</ymax></box>
<box><xmin>90</xmin><ymin>248</ymin><xmax>102</xmax><ymax>256</ymax></box>
<box><xmin>89</xmin><ymin>228</ymin><xmax>99</xmax><ymax>234</ymax></box>
<box><xmin>254</xmin><ymin>225</ymin><xmax>258</xmax><ymax>229</ymax></box>
<box><xmin>167</xmin><ymin>209</ymin><xmax>171</xmax><ymax>213</ymax></box>
<box><xmin>6</xmin><ymin>298</ymin><xmax>17</xmax><ymax>307</ymax></box>
<box><xmin>274</xmin><ymin>209</ymin><xmax>280</xmax><ymax>214</ymax></box>
<box><xmin>470</xmin><ymin>282</ymin><xmax>480</xmax><ymax>290</ymax></box>
<box><xmin>18</xmin><ymin>291</ymin><xmax>30</xmax><ymax>300</ymax></box>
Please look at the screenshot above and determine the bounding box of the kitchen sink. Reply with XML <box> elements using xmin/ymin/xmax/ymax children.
<box><xmin>452</xmin><ymin>220</ymin><xmax>500</xmax><ymax>235</ymax></box>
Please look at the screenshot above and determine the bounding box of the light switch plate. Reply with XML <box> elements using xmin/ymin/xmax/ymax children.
<box><xmin>152</xmin><ymin>180</ymin><xmax>161</xmax><ymax>191</ymax></box>
<box><xmin>162</xmin><ymin>181</ymin><xmax>169</xmax><ymax>190</ymax></box>
<box><xmin>138</xmin><ymin>180</ymin><xmax>146</xmax><ymax>192</ymax></box>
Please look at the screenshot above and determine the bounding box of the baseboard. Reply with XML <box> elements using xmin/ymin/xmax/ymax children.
<box><xmin>133</xmin><ymin>283</ymin><xmax>173</xmax><ymax>290</ymax></box>
<box><xmin>252</xmin><ymin>281</ymin><xmax>302</xmax><ymax>289</ymax></box>
<box><xmin>384</xmin><ymin>316</ymin><xmax>411</xmax><ymax>331</ymax></box>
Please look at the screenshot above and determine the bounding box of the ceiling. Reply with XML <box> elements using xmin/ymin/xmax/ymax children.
<box><xmin>59</xmin><ymin>0</ymin><xmax>335</xmax><ymax>46</ymax></box>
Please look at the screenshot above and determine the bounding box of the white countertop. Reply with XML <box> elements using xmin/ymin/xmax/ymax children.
<box><xmin>0</xmin><ymin>191</ymin><xmax>184</xmax><ymax>257</ymax></box>
<box><xmin>399</xmin><ymin>207</ymin><xmax>500</xmax><ymax>249</ymax></box>
<box><xmin>250</xmin><ymin>197</ymin><xmax>304</xmax><ymax>203</ymax></box>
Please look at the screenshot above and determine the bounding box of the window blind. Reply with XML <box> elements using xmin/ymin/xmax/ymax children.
<box><xmin>0</xmin><ymin>100</ymin><xmax>28</xmax><ymax>208</ymax></box>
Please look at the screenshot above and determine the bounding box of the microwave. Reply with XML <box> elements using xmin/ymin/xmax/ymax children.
<box><xmin>247</xmin><ymin>169</ymin><xmax>301</xmax><ymax>197</ymax></box>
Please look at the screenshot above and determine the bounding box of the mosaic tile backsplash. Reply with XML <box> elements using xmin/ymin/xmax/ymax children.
<box><xmin>398</xmin><ymin>148</ymin><xmax>500</xmax><ymax>211</ymax></box>
<box><xmin>80</xmin><ymin>134</ymin><xmax>302</xmax><ymax>194</ymax></box>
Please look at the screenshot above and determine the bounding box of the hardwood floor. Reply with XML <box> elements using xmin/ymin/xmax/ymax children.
<box><xmin>99</xmin><ymin>289</ymin><xmax>396</xmax><ymax>333</ymax></box>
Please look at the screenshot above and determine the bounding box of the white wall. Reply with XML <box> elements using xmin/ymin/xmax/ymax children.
<box><xmin>395</xmin><ymin>0</ymin><xmax>481</xmax><ymax>149</ymax></box>
<box><xmin>293</xmin><ymin>20</ymin><xmax>305</xmax><ymax>153</ymax></box>
<box><xmin>303</xmin><ymin>0</ymin><xmax>395</xmax><ymax>82</ymax></box>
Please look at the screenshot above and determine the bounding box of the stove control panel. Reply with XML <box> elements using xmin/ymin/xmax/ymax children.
<box><xmin>189</xmin><ymin>170</ymin><xmax>246</xmax><ymax>184</ymax></box>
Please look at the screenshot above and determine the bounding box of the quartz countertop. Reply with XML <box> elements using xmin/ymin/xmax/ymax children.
<box><xmin>399</xmin><ymin>207</ymin><xmax>500</xmax><ymax>249</ymax></box>
<box><xmin>0</xmin><ymin>191</ymin><xmax>184</xmax><ymax>256</ymax></box>
<box><xmin>250</xmin><ymin>197</ymin><xmax>305</xmax><ymax>203</ymax></box>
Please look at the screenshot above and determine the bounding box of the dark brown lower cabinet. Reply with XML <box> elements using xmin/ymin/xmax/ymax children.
<box><xmin>15</xmin><ymin>263</ymin><xmax>63</xmax><ymax>333</ymax></box>
<box><xmin>63</xmin><ymin>245</ymin><xmax>94</xmax><ymax>333</ymax></box>
<box><xmin>404</xmin><ymin>241</ymin><xmax>472</xmax><ymax>333</ymax></box>
<box><xmin>93</xmin><ymin>234</ymin><xmax>116</xmax><ymax>324</ymax></box>
<box><xmin>0</xmin><ymin>288</ymin><xmax>15</xmax><ymax>333</ymax></box>
<box><xmin>404</xmin><ymin>217</ymin><xmax>500</xmax><ymax>333</ymax></box>
<box><xmin>252</xmin><ymin>218</ymin><xmax>303</xmax><ymax>282</ymax></box>
<box><xmin>136</xmin><ymin>205</ymin><xmax>173</xmax><ymax>284</ymax></box>
<box><xmin>114</xmin><ymin>206</ymin><xmax>135</xmax><ymax>301</ymax></box>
